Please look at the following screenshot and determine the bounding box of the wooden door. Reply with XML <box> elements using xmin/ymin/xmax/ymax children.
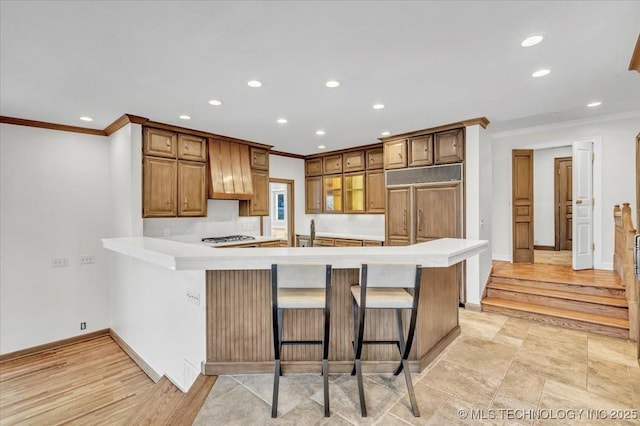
<box><xmin>554</xmin><ymin>157</ymin><xmax>572</xmax><ymax>250</ymax></box>
<box><xmin>383</xmin><ymin>140</ymin><xmax>407</xmax><ymax>169</ymax></box>
<box><xmin>143</xmin><ymin>128</ymin><xmax>177</xmax><ymax>158</ymax></box>
<box><xmin>305</xmin><ymin>176</ymin><xmax>322</xmax><ymax>213</ymax></box>
<box><xmin>413</xmin><ymin>183</ymin><xmax>461</xmax><ymax>243</ymax></box>
<box><xmin>637</xmin><ymin>133</ymin><xmax>640</xmax><ymax>228</ymax></box>
<box><xmin>386</xmin><ymin>186</ymin><xmax>411</xmax><ymax>244</ymax></box>
<box><xmin>512</xmin><ymin>150</ymin><xmax>534</xmax><ymax>263</ymax></box>
<box><xmin>366</xmin><ymin>171</ymin><xmax>385</xmax><ymax>213</ymax></box>
<box><xmin>143</xmin><ymin>157</ymin><xmax>177</xmax><ymax>217</ymax></box>
<box><xmin>408</xmin><ymin>134</ymin><xmax>433</xmax><ymax>167</ymax></box>
<box><xmin>178</xmin><ymin>161</ymin><xmax>207</xmax><ymax>216</ymax></box>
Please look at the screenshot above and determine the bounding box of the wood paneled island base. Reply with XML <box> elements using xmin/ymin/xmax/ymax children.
<box><xmin>203</xmin><ymin>266</ymin><xmax>459</xmax><ymax>375</ymax></box>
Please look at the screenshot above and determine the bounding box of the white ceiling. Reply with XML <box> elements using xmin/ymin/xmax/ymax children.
<box><xmin>1</xmin><ymin>1</ymin><xmax>639</xmax><ymax>155</ymax></box>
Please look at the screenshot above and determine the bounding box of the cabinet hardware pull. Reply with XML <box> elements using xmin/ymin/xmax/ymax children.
<box><xmin>166</xmin><ymin>141</ymin><xmax>171</xmax><ymax>147</ymax></box>
<box><xmin>576</xmin><ymin>199</ymin><xmax>583</xmax><ymax>204</ymax></box>
<box><xmin>184</xmin><ymin>198</ymin><xmax>188</xmax><ymax>206</ymax></box>
<box><xmin>166</xmin><ymin>200</ymin><xmax>171</xmax><ymax>205</ymax></box>
<box><xmin>403</xmin><ymin>210</ymin><xmax>407</xmax><ymax>230</ymax></box>
<box><xmin>185</xmin><ymin>146</ymin><xmax>189</xmax><ymax>150</ymax></box>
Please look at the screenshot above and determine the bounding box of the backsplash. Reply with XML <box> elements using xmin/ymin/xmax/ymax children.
<box><xmin>144</xmin><ymin>200</ymin><xmax>261</xmax><ymax>239</ymax></box>
<box><xmin>303</xmin><ymin>214</ymin><xmax>385</xmax><ymax>238</ymax></box>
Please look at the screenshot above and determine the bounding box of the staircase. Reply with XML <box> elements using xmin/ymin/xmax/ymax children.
<box><xmin>482</xmin><ymin>262</ymin><xmax>629</xmax><ymax>339</ymax></box>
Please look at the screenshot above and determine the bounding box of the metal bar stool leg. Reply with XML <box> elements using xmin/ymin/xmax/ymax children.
<box><xmin>353</xmin><ymin>275</ymin><xmax>368</xmax><ymax>418</ymax></box>
<box><xmin>322</xmin><ymin>271</ymin><xmax>331</xmax><ymax>417</ymax></box>
<box><xmin>271</xmin><ymin>266</ymin><xmax>281</xmax><ymax>418</ymax></box>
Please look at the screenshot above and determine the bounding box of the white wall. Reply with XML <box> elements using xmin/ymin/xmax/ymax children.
<box><xmin>491</xmin><ymin>112</ymin><xmax>639</xmax><ymax>268</ymax></box>
<box><xmin>0</xmin><ymin>124</ymin><xmax>112</xmax><ymax>354</ymax></box>
<box><xmin>465</xmin><ymin>124</ymin><xmax>493</xmax><ymax>305</ymax></box>
<box><xmin>533</xmin><ymin>146</ymin><xmax>573</xmax><ymax>247</ymax></box>
<box><xmin>268</xmin><ymin>155</ymin><xmax>307</xmax><ymax>235</ymax></box>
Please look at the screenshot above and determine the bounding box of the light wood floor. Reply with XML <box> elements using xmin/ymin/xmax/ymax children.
<box><xmin>534</xmin><ymin>249</ymin><xmax>571</xmax><ymax>266</ymax></box>
<box><xmin>492</xmin><ymin>261</ymin><xmax>623</xmax><ymax>288</ymax></box>
<box><xmin>0</xmin><ymin>336</ymin><xmax>154</xmax><ymax>425</ymax></box>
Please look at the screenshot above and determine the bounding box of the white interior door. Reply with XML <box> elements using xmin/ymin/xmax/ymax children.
<box><xmin>572</xmin><ymin>140</ymin><xmax>593</xmax><ymax>270</ymax></box>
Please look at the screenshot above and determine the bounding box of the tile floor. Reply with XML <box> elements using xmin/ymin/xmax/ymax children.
<box><xmin>194</xmin><ymin>309</ymin><xmax>640</xmax><ymax>425</ymax></box>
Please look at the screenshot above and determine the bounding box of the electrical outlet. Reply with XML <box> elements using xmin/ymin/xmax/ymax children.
<box><xmin>80</xmin><ymin>255</ymin><xmax>95</xmax><ymax>264</ymax></box>
<box><xmin>186</xmin><ymin>290</ymin><xmax>200</xmax><ymax>306</ymax></box>
<box><xmin>163</xmin><ymin>228</ymin><xmax>171</xmax><ymax>236</ymax></box>
<box><xmin>52</xmin><ymin>257</ymin><xmax>69</xmax><ymax>268</ymax></box>
<box><xmin>80</xmin><ymin>322</ymin><xmax>86</xmax><ymax>330</ymax></box>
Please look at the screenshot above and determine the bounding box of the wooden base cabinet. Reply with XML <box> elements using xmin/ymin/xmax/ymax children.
<box><xmin>386</xmin><ymin>186</ymin><xmax>411</xmax><ymax>242</ymax></box>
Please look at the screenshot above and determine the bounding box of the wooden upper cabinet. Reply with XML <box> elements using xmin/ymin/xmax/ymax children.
<box><xmin>305</xmin><ymin>176</ymin><xmax>322</xmax><ymax>213</ymax></box>
<box><xmin>240</xmin><ymin>169</ymin><xmax>269</xmax><ymax>216</ymax></box>
<box><xmin>323</xmin><ymin>154</ymin><xmax>342</xmax><ymax>175</ymax></box>
<box><xmin>434</xmin><ymin>128</ymin><xmax>464</xmax><ymax>164</ymax></box>
<box><xmin>384</xmin><ymin>139</ymin><xmax>407</xmax><ymax>169</ymax></box>
<box><xmin>177</xmin><ymin>161</ymin><xmax>207</xmax><ymax>216</ymax></box>
<box><xmin>366</xmin><ymin>171</ymin><xmax>385</xmax><ymax>213</ymax></box>
<box><xmin>143</xmin><ymin>128</ymin><xmax>177</xmax><ymax>158</ymax></box>
<box><xmin>305</xmin><ymin>158</ymin><xmax>323</xmax><ymax>176</ymax></box>
<box><xmin>143</xmin><ymin>157</ymin><xmax>177</xmax><ymax>217</ymax></box>
<box><xmin>323</xmin><ymin>174</ymin><xmax>343</xmax><ymax>213</ymax></box>
<box><xmin>344</xmin><ymin>172</ymin><xmax>365</xmax><ymax>213</ymax></box>
<box><xmin>208</xmin><ymin>139</ymin><xmax>253</xmax><ymax>199</ymax></box>
<box><xmin>250</xmin><ymin>147</ymin><xmax>269</xmax><ymax>170</ymax></box>
<box><xmin>343</xmin><ymin>151</ymin><xmax>365</xmax><ymax>172</ymax></box>
<box><xmin>409</xmin><ymin>134</ymin><xmax>433</xmax><ymax>167</ymax></box>
<box><xmin>366</xmin><ymin>148</ymin><xmax>384</xmax><ymax>170</ymax></box>
<box><xmin>177</xmin><ymin>134</ymin><xmax>206</xmax><ymax>162</ymax></box>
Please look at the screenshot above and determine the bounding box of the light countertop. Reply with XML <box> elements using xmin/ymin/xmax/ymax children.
<box><xmin>102</xmin><ymin>236</ymin><xmax>487</xmax><ymax>271</ymax></box>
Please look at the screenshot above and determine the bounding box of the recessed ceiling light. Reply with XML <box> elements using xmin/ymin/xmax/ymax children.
<box><xmin>315</xmin><ymin>130</ymin><xmax>325</xmax><ymax>136</ymax></box>
<box><xmin>587</xmin><ymin>101</ymin><xmax>602</xmax><ymax>107</ymax></box>
<box><xmin>381</xmin><ymin>131</ymin><xmax>391</xmax><ymax>136</ymax></box>
<box><xmin>373</xmin><ymin>104</ymin><xmax>385</xmax><ymax>110</ymax></box>
<box><xmin>325</xmin><ymin>80</ymin><xmax>340</xmax><ymax>88</ymax></box>
<box><xmin>179</xmin><ymin>115</ymin><xmax>191</xmax><ymax>120</ymax></box>
<box><xmin>521</xmin><ymin>35</ymin><xmax>543</xmax><ymax>47</ymax></box>
<box><xmin>79</xmin><ymin>116</ymin><xmax>93</xmax><ymax>122</ymax></box>
<box><xmin>318</xmin><ymin>145</ymin><xmax>326</xmax><ymax>149</ymax></box>
<box><xmin>247</xmin><ymin>80</ymin><xmax>262</xmax><ymax>88</ymax></box>
<box><xmin>277</xmin><ymin>118</ymin><xmax>288</xmax><ymax>124</ymax></box>
<box><xmin>531</xmin><ymin>69</ymin><xmax>550</xmax><ymax>78</ymax></box>
<box><xmin>208</xmin><ymin>99</ymin><xmax>222</xmax><ymax>106</ymax></box>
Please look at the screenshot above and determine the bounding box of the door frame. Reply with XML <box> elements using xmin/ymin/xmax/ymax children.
<box><xmin>512</xmin><ymin>136</ymin><xmax>603</xmax><ymax>268</ymax></box>
<box><xmin>554</xmin><ymin>156</ymin><xmax>572</xmax><ymax>251</ymax></box>
<box><xmin>268</xmin><ymin>178</ymin><xmax>295</xmax><ymax>247</ymax></box>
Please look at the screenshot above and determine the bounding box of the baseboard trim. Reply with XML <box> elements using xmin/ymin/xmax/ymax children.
<box><xmin>534</xmin><ymin>245</ymin><xmax>555</xmax><ymax>251</ymax></box>
<box><xmin>465</xmin><ymin>303</ymin><xmax>482</xmax><ymax>312</ymax></box>
<box><xmin>109</xmin><ymin>329</ymin><xmax>162</xmax><ymax>383</ymax></box>
<box><xmin>0</xmin><ymin>328</ymin><xmax>110</xmax><ymax>363</ymax></box>
<box><xmin>492</xmin><ymin>254</ymin><xmax>512</xmax><ymax>262</ymax></box>
<box><xmin>418</xmin><ymin>326</ymin><xmax>461</xmax><ymax>370</ymax></box>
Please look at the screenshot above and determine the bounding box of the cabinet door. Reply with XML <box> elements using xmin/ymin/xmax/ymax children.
<box><xmin>409</xmin><ymin>134</ymin><xmax>433</xmax><ymax>167</ymax></box>
<box><xmin>343</xmin><ymin>151</ymin><xmax>365</xmax><ymax>172</ymax></box>
<box><xmin>178</xmin><ymin>134</ymin><xmax>206</xmax><ymax>162</ymax></box>
<box><xmin>305</xmin><ymin>176</ymin><xmax>322</xmax><ymax>213</ymax></box>
<box><xmin>334</xmin><ymin>238</ymin><xmax>363</xmax><ymax>247</ymax></box>
<box><xmin>323</xmin><ymin>155</ymin><xmax>343</xmax><ymax>174</ymax></box>
<box><xmin>178</xmin><ymin>161</ymin><xmax>207</xmax><ymax>216</ymax></box>
<box><xmin>386</xmin><ymin>186</ymin><xmax>410</xmax><ymax>241</ymax></box>
<box><xmin>366</xmin><ymin>171</ymin><xmax>385</xmax><ymax>213</ymax></box>
<box><xmin>344</xmin><ymin>173</ymin><xmax>365</xmax><ymax>213</ymax></box>
<box><xmin>413</xmin><ymin>183</ymin><xmax>461</xmax><ymax>243</ymax></box>
<box><xmin>250</xmin><ymin>147</ymin><xmax>269</xmax><ymax>170</ymax></box>
<box><xmin>383</xmin><ymin>140</ymin><xmax>407</xmax><ymax>169</ymax></box>
<box><xmin>434</xmin><ymin>128</ymin><xmax>464</xmax><ymax>164</ymax></box>
<box><xmin>366</xmin><ymin>148</ymin><xmax>384</xmax><ymax>170</ymax></box>
<box><xmin>305</xmin><ymin>158</ymin><xmax>323</xmax><ymax>176</ymax></box>
<box><xmin>248</xmin><ymin>169</ymin><xmax>269</xmax><ymax>215</ymax></box>
<box><xmin>144</xmin><ymin>128</ymin><xmax>177</xmax><ymax>158</ymax></box>
<box><xmin>323</xmin><ymin>175</ymin><xmax>343</xmax><ymax>213</ymax></box>
<box><xmin>313</xmin><ymin>237</ymin><xmax>335</xmax><ymax>247</ymax></box>
<box><xmin>143</xmin><ymin>157</ymin><xmax>177</xmax><ymax>217</ymax></box>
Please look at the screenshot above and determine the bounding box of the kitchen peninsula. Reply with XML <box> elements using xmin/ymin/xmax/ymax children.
<box><xmin>103</xmin><ymin>236</ymin><xmax>486</xmax><ymax>391</ymax></box>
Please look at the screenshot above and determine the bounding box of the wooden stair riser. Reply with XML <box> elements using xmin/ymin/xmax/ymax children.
<box><xmin>490</xmin><ymin>276</ymin><xmax>626</xmax><ymax>299</ymax></box>
<box><xmin>486</xmin><ymin>288</ymin><xmax>629</xmax><ymax>320</ymax></box>
<box><xmin>482</xmin><ymin>303</ymin><xmax>629</xmax><ymax>339</ymax></box>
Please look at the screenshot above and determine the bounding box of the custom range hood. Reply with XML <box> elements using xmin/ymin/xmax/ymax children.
<box><xmin>208</xmin><ymin>138</ymin><xmax>253</xmax><ymax>200</ymax></box>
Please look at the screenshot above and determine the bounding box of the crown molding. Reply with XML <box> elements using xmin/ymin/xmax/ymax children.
<box><xmin>629</xmin><ymin>34</ymin><xmax>640</xmax><ymax>72</ymax></box>
<box><xmin>378</xmin><ymin>116</ymin><xmax>489</xmax><ymax>142</ymax></box>
<box><xmin>0</xmin><ymin>116</ymin><xmax>106</xmax><ymax>136</ymax></box>
<box><xmin>270</xmin><ymin>150</ymin><xmax>305</xmax><ymax>159</ymax></box>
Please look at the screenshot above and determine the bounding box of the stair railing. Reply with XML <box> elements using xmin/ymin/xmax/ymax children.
<box><xmin>613</xmin><ymin>203</ymin><xmax>639</xmax><ymax>361</ymax></box>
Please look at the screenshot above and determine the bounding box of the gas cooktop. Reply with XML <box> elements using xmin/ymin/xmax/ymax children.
<box><xmin>201</xmin><ymin>235</ymin><xmax>256</xmax><ymax>244</ymax></box>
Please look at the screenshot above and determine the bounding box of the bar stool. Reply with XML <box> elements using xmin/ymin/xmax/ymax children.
<box><xmin>351</xmin><ymin>263</ymin><xmax>422</xmax><ymax>417</ymax></box>
<box><xmin>271</xmin><ymin>263</ymin><xmax>332</xmax><ymax>418</ymax></box>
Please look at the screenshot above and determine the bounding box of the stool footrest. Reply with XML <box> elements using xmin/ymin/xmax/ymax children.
<box><xmin>362</xmin><ymin>340</ymin><xmax>400</xmax><ymax>346</ymax></box>
<box><xmin>281</xmin><ymin>340</ymin><xmax>323</xmax><ymax>346</ymax></box>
